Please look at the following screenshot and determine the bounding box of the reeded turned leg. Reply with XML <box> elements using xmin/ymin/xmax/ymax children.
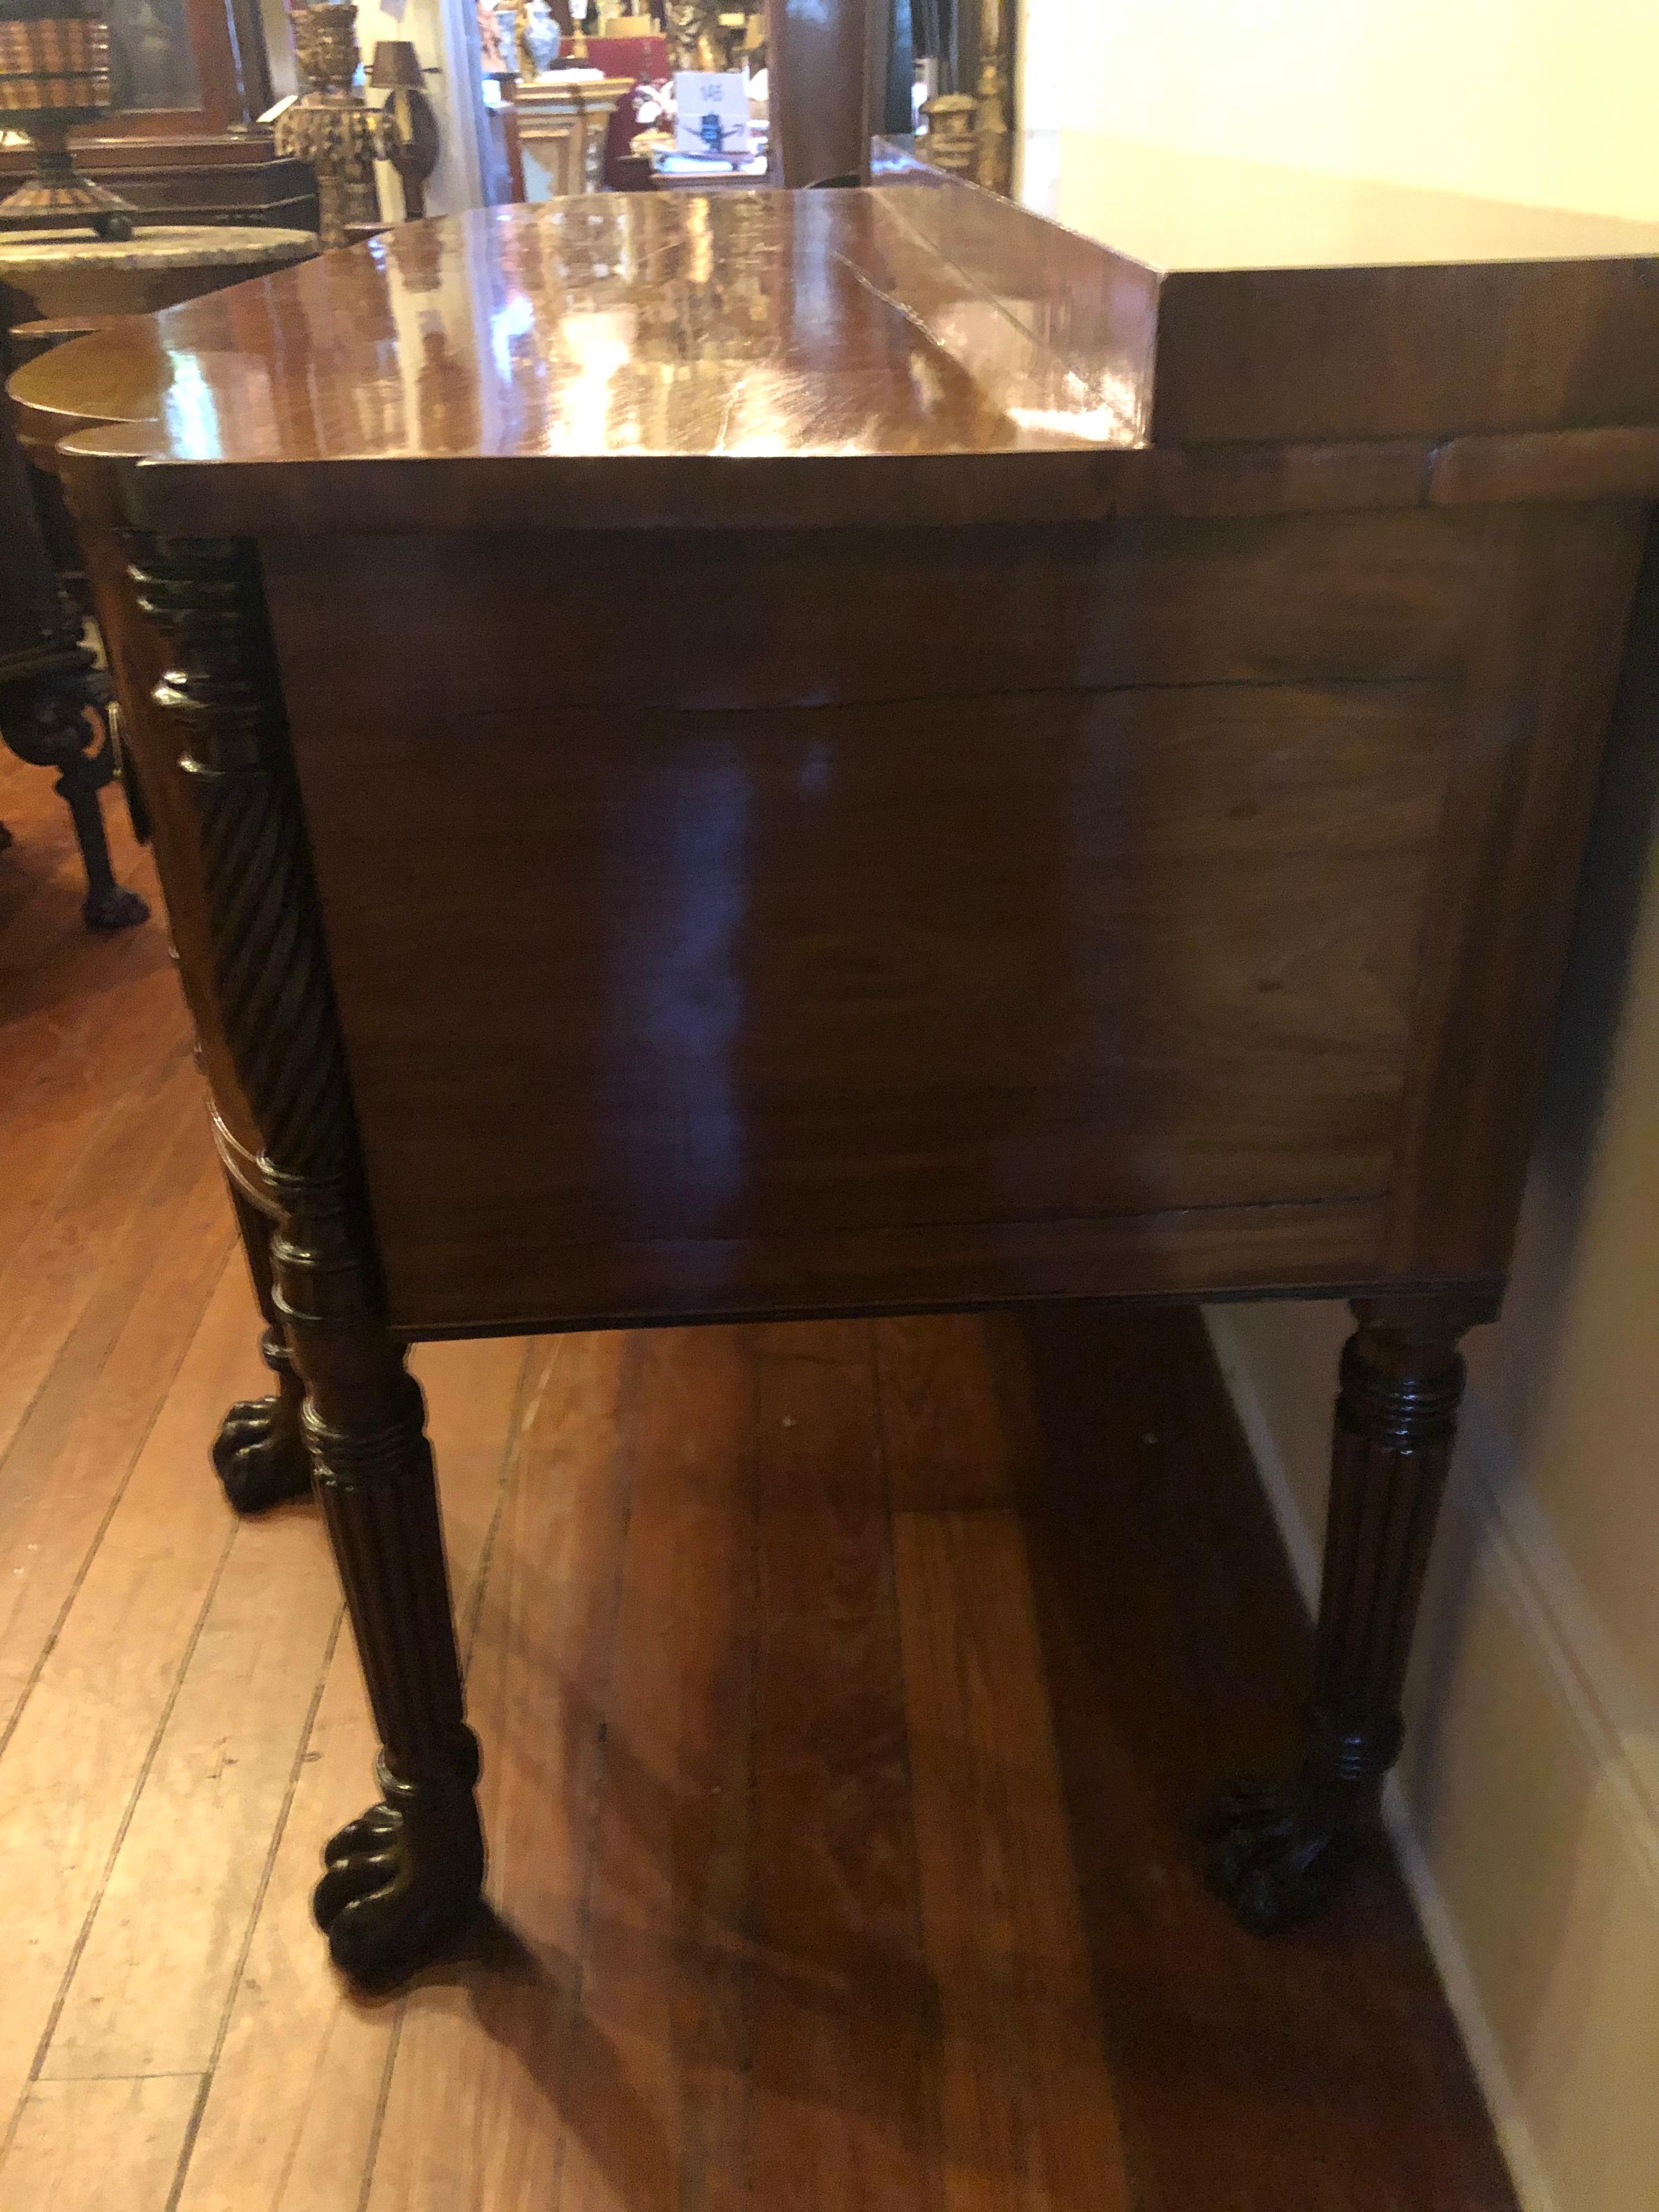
<box><xmin>133</xmin><ymin>531</ymin><xmax>484</xmax><ymax>1985</ymax></box>
<box><xmin>213</xmin><ymin>1183</ymin><xmax>310</xmax><ymax>1513</ymax></box>
<box><xmin>1206</xmin><ymin>1291</ymin><xmax>1493</xmax><ymax>1931</ymax></box>
<box><xmin>276</xmin><ymin>1226</ymin><xmax>483</xmax><ymax>1981</ymax></box>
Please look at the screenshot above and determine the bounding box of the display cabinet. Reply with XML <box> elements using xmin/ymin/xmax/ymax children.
<box><xmin>0</xmin><ymin>0</ymin><xmax>317</xmax><ymax>228</ymax></box>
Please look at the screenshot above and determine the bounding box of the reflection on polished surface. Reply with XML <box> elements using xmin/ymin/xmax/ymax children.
<box><xmin>12</xmin><ymin>189</ymin><xmax>1141</xmax><ymax>467</ymax></box>
<box><xmin>18</xmin><ymin>156</ymin><xmax>1659</xmax><ymax>538</ymax></box>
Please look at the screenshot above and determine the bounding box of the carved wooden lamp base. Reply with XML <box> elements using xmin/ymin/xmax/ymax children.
<box><xmin>0</xmin><ymin>133</ymin><xmax>135</xmax><ymax>241</ymax></box>
<box><xmin>0</xmin><ymin>10</ymin><xmax>137</xmax><ymax>242</ymax></box>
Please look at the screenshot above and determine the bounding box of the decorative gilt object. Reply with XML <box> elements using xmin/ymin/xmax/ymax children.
<box><xmin>662</xmin><ymin>0</ymin><xmax>724</xmax><ymax>71</ymax></box>
<box><xmin>0</xmin><ymin>1</ymin><xmax>135</xmax><ymax>239</ymax></box>
<box><xmin>275</xmin><ymin>2</ymin><xmax>382</xmax><ymax>248</ymax></box>
<box><xmin>972</xmin><ymin>0</ymin><xmax>1011</xmax><ymax>195</ymax></box>
<box><xmin>920</xmin><ymin>88</ymin><xmax>975</xmax><ymax>175</ymax></box>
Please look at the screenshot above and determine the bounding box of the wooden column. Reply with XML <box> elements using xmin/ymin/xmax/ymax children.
<box><xmin>767</xmin><ymin>0</ymin><xmax>880</xmax><ymax>186</ymax></box>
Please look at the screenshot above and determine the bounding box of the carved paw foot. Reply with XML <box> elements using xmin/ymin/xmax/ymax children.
<box><xmin>314</xmin><ymin>1770</ymin><xmax>485</xmax><ymax>1984</ymax></box>
<box><xmin>1202</xmin><ymin>1772</ymin><xmax>1370</xmax><ymax>1933</ymax></box>
<box><xmin>82</xmin><ymin>882</ymin><xmax>150</xmax><ymax>932</ymax></box>
<box><xmin>212</xmin><ymin>1393</ymin><xmax>311</xmax><ymax>1514</ymax></box>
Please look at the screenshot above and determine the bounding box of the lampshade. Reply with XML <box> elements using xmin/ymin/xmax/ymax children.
<box><xmin>369</xmin><ymin>38</ymin><xmax>425</xmax><ymax>90</ymax></box>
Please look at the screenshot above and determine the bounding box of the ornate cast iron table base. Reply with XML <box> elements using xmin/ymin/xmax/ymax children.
<box><xmin>0</xmin><ymin>639</ymin><xmax>148</xmax><ymax>931</ymax></box>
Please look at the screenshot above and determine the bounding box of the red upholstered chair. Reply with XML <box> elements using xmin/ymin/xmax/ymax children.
<box><xmin>582</xmin><ymin>34</ymin><xmax>671</xmax><ymax>187</ymax></box>
<box><xmin>582</xmin><ymin>32</ymin><xmax>670</xmax><ymax>76</ymax></box>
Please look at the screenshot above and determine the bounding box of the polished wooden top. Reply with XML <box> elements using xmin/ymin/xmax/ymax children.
<box><xmin>17</xmin><ymin>191</ymin><xmax>1142</xmax><ymax>455</ymax></box>
<box><xmin>17</xmin><ymin>163</ymin><xmax>1659</xmax><ymax>535</ymax></box>
<box><xmin>875</xmin><ymin>136</ymin><xmax>1659</xmax><ymax>450</ymax></box>
<box><xmin>13</xmin><ymin>190</ymin><xmax>1150</xmax><ymax>532</ymax></box>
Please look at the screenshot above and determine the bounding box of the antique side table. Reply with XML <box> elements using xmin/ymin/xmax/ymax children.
<box><xmin>12</xmin><ymin>163</ymin><xmax>1659</xmax><ymax>1981</ymax></box>
<box><xmin>515</xmin><ymin>72</ymin><xmax>635</xmax><ymax>198</ymax></box>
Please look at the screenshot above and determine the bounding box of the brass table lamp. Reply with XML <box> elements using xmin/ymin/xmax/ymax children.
<box><xmin>0</xmin><ymin>1</ymin><xmax>136</xmax><ymax>239</ymax></box>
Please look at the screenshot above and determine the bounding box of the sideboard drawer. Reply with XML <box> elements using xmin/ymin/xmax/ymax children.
<box><xmin>286</xmin><ymin>672</ymin><xmax>1447</xmax><ymax>1326</ymax></box>
<box><xmin>265</xmin><ymin>506</ymin><xmax>1503</xmax><ymax>721</ymax></box>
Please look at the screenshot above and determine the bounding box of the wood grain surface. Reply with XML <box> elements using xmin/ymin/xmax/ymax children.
<box><xmin>255</xmin><ymin>499</ymin><xmax>1640</xmax><ymax>1331</ymax></box>
<box><xmin>19</xmin><ymin>164</ymin><xmax>1659</xmax><ymax>535</ymax></box>
<box><xmin>0</xmin><ymin>757</ymin><xmax>1516</xmax><ymax>2208</ymax></box>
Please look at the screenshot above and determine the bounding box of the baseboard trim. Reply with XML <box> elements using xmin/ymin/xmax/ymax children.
<box><xmin>1375</xmin><ymin>1781</ymin><xmax>1560</xmax><ymax>2212</ymax></box>
<box><xmin>1452</xmin><ymin>1394</ymin><xmax>1659</xmax><ymax>1902</ymax></box>
<box><xmin>1203</xmin><ymin>1307</ymin><xmax>1322</xmax><ymax>1612</ymax></box>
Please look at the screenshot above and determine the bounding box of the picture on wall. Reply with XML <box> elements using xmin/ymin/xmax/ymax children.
<box><xmin>107</xmin><ymin>0</ymin><xmax>204</xmax><ymax>109</ymax></box>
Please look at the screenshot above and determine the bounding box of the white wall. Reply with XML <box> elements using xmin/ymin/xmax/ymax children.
<box><xmin>362</xmin><ymin>0</ymin><xmax>489</xmax><ymax>214</ymax></box>
<box><xmin>1016</xmin><ymin>5</ymin><xmax>1659</xmax><ymax>2208</ymax></box>
<box><xmin>1020</xmin><ymin>0</ymin><xmax>1659</xmax><ymax>220</ymax></box>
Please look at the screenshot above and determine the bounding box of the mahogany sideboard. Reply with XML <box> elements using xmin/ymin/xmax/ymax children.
<box><xmin>14</xmin><ymin>146</ymin><xmax>1659</xmax><ymax>1982</ymax></box>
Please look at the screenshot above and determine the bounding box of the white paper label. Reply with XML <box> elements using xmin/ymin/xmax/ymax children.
<box><xmin>674</xmin><ymin>70</ymin><xmax>753</xmax><ymax>159</ymax></box>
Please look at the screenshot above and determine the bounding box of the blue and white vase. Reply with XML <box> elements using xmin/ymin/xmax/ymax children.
<box><xmin>521</xmin><ymin>0</ymin><xmax>562</xmax><ymax>75</ymax></box>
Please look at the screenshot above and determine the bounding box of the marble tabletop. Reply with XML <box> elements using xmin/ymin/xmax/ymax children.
<box><xmin>0</xmin><ymin>225</ymin><xmax>319</xmax><ymax>276</ymax></box>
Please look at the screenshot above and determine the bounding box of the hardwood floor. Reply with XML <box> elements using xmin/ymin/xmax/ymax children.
<box><xmin>0</xmin><ymin>759</ymin><xmax>1518</xmax><ymax>2211</ymax></box>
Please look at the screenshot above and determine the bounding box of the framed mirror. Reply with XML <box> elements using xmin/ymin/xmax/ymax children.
<box><xmin>108</xmin><ymin>0</ymin><xmax>206</xmax><ymax>112</ymax></box>
<box><xmin>98</xmin><ymin>0</ymin><xmax>276</xmax><ymax>134</ymax></box>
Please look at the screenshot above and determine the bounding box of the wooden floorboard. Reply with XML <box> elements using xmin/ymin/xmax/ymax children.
<box><xmin>364</xmin><ymin>1330</ymin><xmax>637</xmax><ymax>2212</ymax></box>
<box><xmin>0</xmin><ymin>782</ymin><xmax>1519</xmax><ymax>2210</ymax></box>
<box><xmin>3</xmin><ymin>2075</ymin><xmax>202</xmax><ymax>2212</ymax></box>
<box><xmin>748</xmin><ymin>1321</ymin><xmax>943</xmax><ymax>2212</ymax></box>
<box><xmin>173</xmin><ymin>1333</ymin><xmax>534</xmax><ymax>2212</ymax></box>
<box><xmin>1014</xmin><ymin>1310</ymin><xmax>1518</xmax><ymax>2212</ymax></box>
